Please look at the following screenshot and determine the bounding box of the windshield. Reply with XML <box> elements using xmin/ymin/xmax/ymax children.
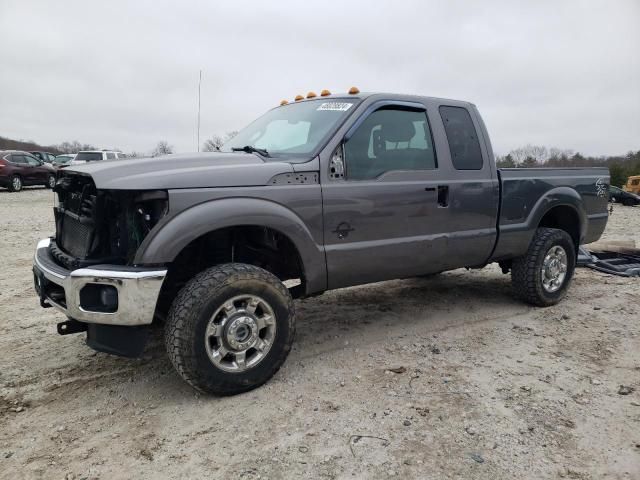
<box><xmin>223</xmin><ymin>99</ymin><xmax>359</xmax><ymax>160</ymax></box>
<box><xmin>75</xmin><ymin>152</ymin><xmax>103</xmax><ymax>161</ymax></box>
<box><xmin>55</xmin><ymin>156</ymin><xmax>72</xmax><ymax>163</ymax></box>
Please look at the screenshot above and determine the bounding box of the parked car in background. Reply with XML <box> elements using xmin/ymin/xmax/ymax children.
<box><xmin>70</xmin><ymin>150</ymin><xmax>123</xmax><ymax>165</ymax></box>
<box><xmin>31</xmin><ymin>151</ymin><xmax>58</xmax><ymax>164</ymax></box>
<box><xmin>53</xmin><ymin>154</ymin><xmax>76</xmax><ymax>168</ymax></box>
<box><xmin>609</xmin><ymin>185</ymin><xmax>640</xmax><ymax>206</ymax></box>
<box><xmin>0</xmin><ymin>150</ymin><xmax>56</xmax><ymax>191</ymax></box>
<box><xmin>623</xmin><ymin>175</ymin><xmax>640</xmax><ymax>195</ymax></box>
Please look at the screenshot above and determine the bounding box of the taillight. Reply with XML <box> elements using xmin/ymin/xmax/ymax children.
<box><xmin>0</xmin><ymin>160</ymin><xmax>6</xmax><ymax>168</ymax></box>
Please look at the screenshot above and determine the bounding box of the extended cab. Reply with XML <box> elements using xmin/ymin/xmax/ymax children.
<box><xmin>32</xmin><ymin>91</ymin><xmax>610</xmax><ymax>394</ymax></box>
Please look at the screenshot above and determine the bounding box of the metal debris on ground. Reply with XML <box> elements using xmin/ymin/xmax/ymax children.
<box><xmin>577</xmin><ymin>242</ymin><xmax>640</xmax><ymax>277</ymax></box>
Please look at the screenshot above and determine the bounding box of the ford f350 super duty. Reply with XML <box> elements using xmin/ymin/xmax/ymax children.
<box><xmin>33</xmin><ymin>90</ymin><xmax>610</xmax><ymax>395</ymax></box>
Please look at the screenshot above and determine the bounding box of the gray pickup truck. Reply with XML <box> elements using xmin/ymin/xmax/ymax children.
<box><xmin>33</xmin><ymin>90</ymin><xmax>610</xmax><ymax>395</ymax></box>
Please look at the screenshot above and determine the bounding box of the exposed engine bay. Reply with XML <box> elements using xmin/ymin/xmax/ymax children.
<box><xmin>51</xmin><ymin>171</ymin><xmax>168</xmax><ymax>269</ymax></box>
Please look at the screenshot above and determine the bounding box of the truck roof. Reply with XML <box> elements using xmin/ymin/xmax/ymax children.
<box><xmin>281</xmin><ymin>91</ymin><xmax>475</xmax><ymax>108</ymax></box>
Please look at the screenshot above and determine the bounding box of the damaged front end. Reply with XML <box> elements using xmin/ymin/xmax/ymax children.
<box><xmin>32</xmin><ymin>170</ymin><xmax>169</xmax><ymax>357</ymax></box>
<box><xmin>51</xmin><ymin>171</ymin><xmax>169</xmax><ymax>269</ymax></box>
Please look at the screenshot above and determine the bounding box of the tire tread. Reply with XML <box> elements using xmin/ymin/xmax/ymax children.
<box><xmin>511</xmin><ymin>227</ymin><xmax>575</xmax><ymax>307</ymax></box>
<box><xmin>164</xmin><ymin>263</ymin><xmax>295</xmax><ymax>395</ymax></box>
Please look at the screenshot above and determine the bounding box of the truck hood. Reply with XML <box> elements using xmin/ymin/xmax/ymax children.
<box><xmin>65</xmin><ymin>152</ymin><xmax>294</xmax><ymax>190</ymax></box>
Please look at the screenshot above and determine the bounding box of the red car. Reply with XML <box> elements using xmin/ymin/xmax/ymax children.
<box><xmin>0</xmin><ymin>150</ymin><xmax>57</xmax><ymax>192</ymax></box>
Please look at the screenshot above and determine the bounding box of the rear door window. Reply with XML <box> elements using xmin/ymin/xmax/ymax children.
<box><xmin>439</xmin><ymin>106</ymin><xmax>483</xmax><ymax>170</ymax></box>
<box><xmin>106</xmin><ymin>152</ymin><xmax>116</xmax><ymax>159</ymax></box>
<box><xmin>10</xmin><ymin>154</ymin><xmax>26</xmax><ymax>164</ymax></box>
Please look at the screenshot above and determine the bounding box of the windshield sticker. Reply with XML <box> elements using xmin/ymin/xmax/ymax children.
<box><xmin>317</xmin><ymin>102</ymin><xmax>353</xmax><ymax>112</ymax></box>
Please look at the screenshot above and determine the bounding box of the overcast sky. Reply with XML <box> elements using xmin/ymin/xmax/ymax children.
<box><xmin>1</xmin><ymin>0</ymin><xmax>638</xmax><ymax>156</ymax></box>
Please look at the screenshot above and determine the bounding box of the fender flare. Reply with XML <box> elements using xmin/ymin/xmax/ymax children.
<box><xmin>134</xmin><ymin>198</ymin><xmax>327</xmax><ymax>293</ymax></box>
<box><xmin>493</xmin><ymin>187</ymin><xmax>586</xmax><ymax>261</ymax></box>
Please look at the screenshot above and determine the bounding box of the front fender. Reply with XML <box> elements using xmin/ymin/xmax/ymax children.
<box><xmin>134</xmin><ymin>198</ymin><xmax>327</xmax><ymax>293</ymax></box>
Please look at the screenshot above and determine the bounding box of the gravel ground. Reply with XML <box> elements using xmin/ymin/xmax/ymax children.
<box><xmin>1</xmin><ymin>188</ymin><xmax>639</xmax><ymax>480</ymax></box>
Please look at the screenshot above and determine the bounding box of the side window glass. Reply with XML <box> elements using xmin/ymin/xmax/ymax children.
<box><xmin>439</xmin><ymin>106</ymin><xmax>483</xmax><ymax>170</ymax></box>
<box><xmin>25</xmin><ymin>155</ymin><xmax>41</xmax><ymax>166</ymax></box>
<box><xmin>106</xmin><ymin>152</ymin><xmax>115</xmax><ymax>159</ymax></box>
<box><xmin>344</xmin><ymin>108</ymin><xmax>436</xmax><ymax>180</ymax></box>
<box><xmin>10</xmin><ymin>154</ymin><xmax>25</xmax><ymax>164</ymax></box>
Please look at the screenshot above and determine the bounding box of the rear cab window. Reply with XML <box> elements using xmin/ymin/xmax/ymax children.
<box><xmin>439</xmin><ymin>106</ymin><xmax>483</xmax><ymax>170</ymax></box>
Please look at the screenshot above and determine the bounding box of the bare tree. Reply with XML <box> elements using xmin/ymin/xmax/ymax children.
<box><xmin>152</xmin><ymin>141</ymin><xmax>173</xmax><ymax>157</ymax></box>
<box><xmin>202</xmin><ymin>131</ymin><xmax>240</xmax><ymax>152</ymax></box>
<box><xmin>508</xmin><ymin>145</ymin><xmax>549</xmax><ymax>165</ymax></box>
<box><xmin>56</xmin><ymin>140</ymin><xmax>91</xmax><ymax>153</ymax></box>
<box><xmin>202</xmin><ymin>135</ymin><xmax>225</xmax><ymax>152</ymax></box>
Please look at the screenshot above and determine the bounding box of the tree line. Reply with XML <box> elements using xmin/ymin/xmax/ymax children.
<box><xmin>0</xmin><ymin>132</ymin><xmax>239</xmax><ymax>159</ymax></box>
<box><xmin>496</xmin><ymin>145</ymin><xmax>640</xmax><ymax>187</ymax></box>
<box><xmin>3</xmin><ymin>133</ymin><xmax>637</xmax><ymax>187</ymax></box>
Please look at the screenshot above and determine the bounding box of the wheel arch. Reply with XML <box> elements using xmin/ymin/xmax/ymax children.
<box><xmin>135</xmin><ymin>197</ymin><xmax>327</xmax><ymax>295</ymax></box>
<box><xmin>492</xmin><ymin>186</ymin><xmax>587</xmax><ymax>262</ymax></box>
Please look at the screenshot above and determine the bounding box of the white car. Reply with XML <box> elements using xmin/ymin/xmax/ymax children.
<box><xmin>70</xmin><ymin>150</ymin><xmax>124</xmax><ymax>165</ymax></box>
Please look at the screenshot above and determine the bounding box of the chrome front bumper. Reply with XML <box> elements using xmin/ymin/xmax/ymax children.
<box><xmin>33</xmin><ymin>238</ymin><xmax>167</xmax><ymax>326</ymax></box>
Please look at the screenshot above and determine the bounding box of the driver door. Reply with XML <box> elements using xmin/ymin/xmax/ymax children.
<box><xmin>322</xmin><ymin>103</ymin><xmax>451</xmax><ymax>289</ymax></box>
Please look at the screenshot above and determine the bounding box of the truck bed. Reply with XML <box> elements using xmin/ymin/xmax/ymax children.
<box><xmin>490</xmin><ymin>167</ymin><xmax>610</xmax><ymax>261</ymax></box>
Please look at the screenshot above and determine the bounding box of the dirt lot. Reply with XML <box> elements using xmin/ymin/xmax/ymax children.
<box><xmin>1</xmin><ymin>188</ymin><xmax>639</xmax><ymax>480</ymax></box>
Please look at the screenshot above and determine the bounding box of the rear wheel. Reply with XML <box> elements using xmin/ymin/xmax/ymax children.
<box><xmin>9</xmin><ymin>175</ymin><xmax>22</xmax><ymax>192</ymax></box>
<box><xmin>165</xmin><ymin>263</ymin><xmax>296</xmax><ymax>395</ymax></box>
<box><xmin>511</xmin><ymin>227</ymin><xmax>576</xmax><ymax>306</ymax></box>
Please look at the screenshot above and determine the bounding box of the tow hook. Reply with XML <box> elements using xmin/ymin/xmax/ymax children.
<box><xmin>57</xmin><ymin>320</ymin><xmax>88</xmax><ymax>335</ymax></box>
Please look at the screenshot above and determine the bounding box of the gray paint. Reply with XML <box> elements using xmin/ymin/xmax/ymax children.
<box><xmin>68</xmin><ymin>152</ymin><xmax>293</xmax><ymax>190</ymax></box>
<box><xmin>65</xmin><ymin>92</ymin><xmax>610</xmax><ymax>296</ymax></box>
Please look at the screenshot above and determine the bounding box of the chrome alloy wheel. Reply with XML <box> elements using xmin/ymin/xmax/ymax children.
<box><xmin>12</xmin><ymin>176</ymin><xmax>22</xmax><ymax>191</ymax></box>
<box><xmin>541</xmin><ymin>245</ymin><xmax>568</xmax><ymax>293</ymax></box>
<box><xmin>48</xmin><ymin>175</ymin><xmax>56</xmax><ymax>188</ymax></box>
<box><xmin>205</xmin><ymin>294</ymin><xmax>277</xmax><ymax>372</ymax></box>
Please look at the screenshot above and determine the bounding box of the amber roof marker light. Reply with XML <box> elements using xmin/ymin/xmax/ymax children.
<box><xmin>306</xmin><ymin>91</ymin><xmax>317</xmax><ymax>99</ymax></box>
<box><xmin>280</xmin><ymin>99</ymin><xmax>288</xmax><ymax>106</ymax></box>
<box><xmin>294</xmin><ymin>94</ymin><xmax>304</xmax><ymax>101</ymax></box>
<box><xmin>348</xmin><ymin>86</ymin><xmax>360</xmax><ymax>94</ymax></box>
<box><xmin>320</xmin><ymin>89</ymin><xmax>331</xmax><ymax>96</ymax></box>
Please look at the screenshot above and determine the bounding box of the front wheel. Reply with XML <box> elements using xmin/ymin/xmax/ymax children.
<box><xmin>165</xmin><ymin>263</ymin><xmax>296</xmax><ymax>395</ymax></box>
<box><xmin>46</xmin><ymin>174</ymin><xmax>56</xmax><ymax>189</ymax></box>
<box><xmin>511</xmin><ymin>227</ymin><xmax>576</xmax><ymax>306</ymax></box>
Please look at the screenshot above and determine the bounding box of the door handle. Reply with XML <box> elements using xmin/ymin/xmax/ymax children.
<box><xmin>424</xmin><ymin>187</ymin><xmax>436</xmax><ymax>192</ymax></box>
<box><xmin>437</xmin><ymin>185</ymin><xmax>449</xmax><ymax>208</ymax></box>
